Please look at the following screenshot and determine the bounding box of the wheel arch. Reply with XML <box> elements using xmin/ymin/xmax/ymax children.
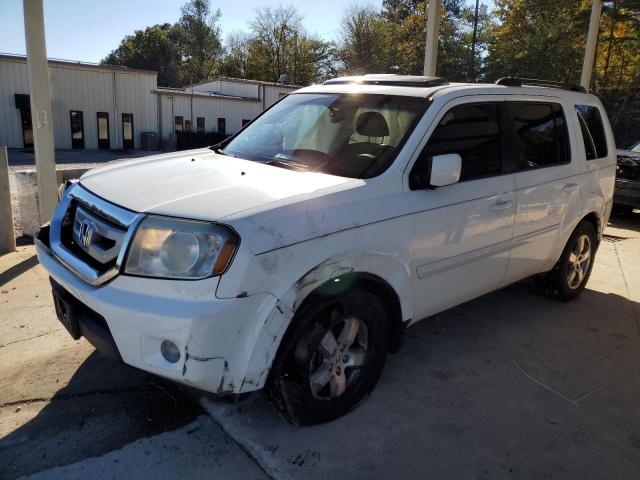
<box><xmin>582</xmin><ymin>211</ymin><xmax>602</xmax><ymax>242</ymax></box>
<box><xmin>238</xmin><ymin>252</ymin><xmax>413</xmax><ymax>393</ymax></box>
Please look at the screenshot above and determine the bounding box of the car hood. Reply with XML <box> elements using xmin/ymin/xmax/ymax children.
<box><xmin>79</xmin><ymin>149</ymin><xmax>356</xmax><ymax>220</ymax></box>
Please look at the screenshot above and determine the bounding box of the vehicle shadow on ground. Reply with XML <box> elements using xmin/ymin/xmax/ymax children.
<box><xmin>207</xmin><ymin>280</ymin><xmax>640</xmax><ymax>480</ymax></box>
<box><xmin>0</xmin><ymin>351</ymin><xmax>202</xmax><ymax>479</ymax></box>
<box><xmin>608</xmin><ymin>210</ymin><xmax>640</xmax><ymax>232</ymax></box>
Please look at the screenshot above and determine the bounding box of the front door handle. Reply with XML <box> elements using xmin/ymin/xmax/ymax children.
<box><xmin>490</xmin><ymin>200</ymin><xmax>513</xmax><ymax>212</ymax></box>
<box><xmin>562</xmin><ymin>182</ymin><xmax>579</xmax><ymax>193</ymax></box>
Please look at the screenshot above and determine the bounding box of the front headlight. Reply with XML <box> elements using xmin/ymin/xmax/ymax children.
<box><xmin>124</xmin><ymin>216</ymin><xmax>238</xmax><ymax>279</ymax></box>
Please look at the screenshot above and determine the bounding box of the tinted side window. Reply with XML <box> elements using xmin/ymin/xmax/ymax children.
<box><xmin>510</xmin><ymin>102</ymin><xmax>569</xmax><ymax>170</ymax></box>
<box><xmin>419</xmin><ymin>103</ymin><xmax>502</xmax><ymax>182</ymax></box>
<box><xmin>576</xmin><ymin>105</ymin><xmax>608</xmax><ymax>159</ymax></box>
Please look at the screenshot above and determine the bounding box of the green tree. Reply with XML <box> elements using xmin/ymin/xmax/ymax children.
<box><xmin>337</xmin><ymin>3</ymin><xmax>388</xmax><ymax>74</ymax></box>
<box><xmin>175</xmin><ymin>0</ymin><xmax>223</xmax><ymax>84</ymax></box>
<box><xmin>222</xmin><ymin>5</ymin><xmax>334</xmax><ymax>85</ymax></box>
<box><xmin>337</xmin><ymin>0</ymin><xmax>476</xmax><ymax>80</ymax></box>
<box><xmin>484</xmin><ymin>0</ymin><xmax>591</xmax><ymax>84</ymax></box>
<box><xmin>595</xmin><ymin>0</ymin><xmax>640</xmax><ymax>89</ymax></box>
<box><xmin>102</xmin><ymin>24</ymin><xmax>181</xmax><ymax>87</ymax></box>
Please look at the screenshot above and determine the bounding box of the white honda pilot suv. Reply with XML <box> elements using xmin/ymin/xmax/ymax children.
<box><xmin>36</xmin><ymin>75</ymin><xmax>616</xmax><ymax>424</ymax></box>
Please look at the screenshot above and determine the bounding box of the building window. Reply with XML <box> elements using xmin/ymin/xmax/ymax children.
<box><xmin>97</xmin><ymin>112</ymin><xmax>109</xmax><ymax>150</ymax></box>
<box><xmin>175</xmin><ymin>116</ymin><xmax>184</xmax><ymax>133</ymax></box>
<box><xmin>242</xmin><ymin>119</ymin><xmax>251</xmax><ymax>127</ymax></box>
<box><xmin>15</xmin><ymin>94</ymin><xmax>33</xmax><ymax>148</ymax></box>
<box><xmin>69</xmin><ymin>111</ymin><xmax>85</xmax><ymax>149</ymax></box>
<box><xmin>197</xmin><ymin>117</ymin><xmax>205</xmax><ymax>134</ymax></box>
<box><xmin>185</xmin><ymin>119</ymin><xmax>192</xmax><ymax>132</ymax></box>
<box><xmin>122</xmin><ymin>113</ymin><xmax>134</xmax><ymax>149</ymax></box>
<box><xmin>218</xmin><ymin>117</ymin><xmax>226</xmax><ymax>135</ymax></box>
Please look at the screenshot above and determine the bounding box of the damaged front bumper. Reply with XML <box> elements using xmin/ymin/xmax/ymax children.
<box><xmin>36</xmin><ymin>225</ymin><xmax>280</xmax><ymax>395</ymax></box>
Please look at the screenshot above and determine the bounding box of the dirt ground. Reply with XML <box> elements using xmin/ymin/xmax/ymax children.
<box><xmin>1</xmin><ymin>213</ymin><xmax>639</xmax><ymax>479</ymax></box>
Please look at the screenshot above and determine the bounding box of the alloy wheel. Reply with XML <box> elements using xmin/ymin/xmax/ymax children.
<box><xmin>308</xmin><ymin>314</ymin><xmax>369</xmax><ymax>400</ymax></box>
<box><xmin>567</xmin><ymin>234</ymin><xmax>592</xmax><ymax>289</ymax></box>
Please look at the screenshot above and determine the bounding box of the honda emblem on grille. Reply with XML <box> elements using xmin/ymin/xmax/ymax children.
<box><xmin>79</xmin><ymin>219</ymin><xmax>95</xmax><ymax>248</ymax></box>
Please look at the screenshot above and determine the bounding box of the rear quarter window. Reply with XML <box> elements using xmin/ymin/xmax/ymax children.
<box><xmin>576</xmin><ymin>105</ymin><xmax>608</xmax><ymax>160</ymax></box>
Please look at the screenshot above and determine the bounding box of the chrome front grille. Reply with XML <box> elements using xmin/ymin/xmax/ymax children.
<box><xmin>72</xmin><ymin>207</ymin><xmax>125</xmax><ymax>264</ymax></box>
<box><xmin>50</xmin><ymin>184</ymin><xmax>143</xmax><ymax>286</ymax></box>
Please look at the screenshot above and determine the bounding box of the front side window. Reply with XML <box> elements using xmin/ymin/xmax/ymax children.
<box><xmin>417</xmin><ymin>103</ymin><xmax>502</xmax><ymax>183</ymax></box>
<box><xmin>576</xmin><ymin>105</ymin><xmax>608</xmax><ymax>159</ymax></box>
<box><xmin>223</xmin><ymin>93</ymin><xmax>429</xmax><ymax>179</ymax></box>
<box><xmin>510</xmin><ymin>102</ymin><xmax>569</xmax><ymax>169</ymax></box>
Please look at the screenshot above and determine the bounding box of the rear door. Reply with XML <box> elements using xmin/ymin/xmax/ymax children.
<box><xmin>504</xmin><ymin>99</ymin><xmax>582</xmax><ymax>282</ymax></box>
<box><xmin>407</xmin><ymin>96</ymin><xmax>517</xmax><ymax>320</ymax></box>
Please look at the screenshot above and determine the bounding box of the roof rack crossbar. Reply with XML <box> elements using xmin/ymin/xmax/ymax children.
<box><xmin>324</xmin><ymin>75</ymin><xmax>449</xmax><ymax>88</ymax></box>
<box><xmin>495</xmin><ymin>77</ymin><xmax>587</xmax><ymax>93</ymax></box>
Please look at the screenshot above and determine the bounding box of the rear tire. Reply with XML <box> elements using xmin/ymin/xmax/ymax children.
<box><xmin>268</xmin><ymin>288</ymin><xmax>389</xmax><ymax>425</ymax></box>
<box><xmin>536</xmin><ymin>220</ymin><xmax>597</xmax><ymax>301</ymax></box>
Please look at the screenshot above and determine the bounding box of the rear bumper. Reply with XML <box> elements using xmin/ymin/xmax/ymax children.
<box><xmin>36</xmin><ymin>225</ymin><xmax>279</xmax><ymax>394</ymax></box>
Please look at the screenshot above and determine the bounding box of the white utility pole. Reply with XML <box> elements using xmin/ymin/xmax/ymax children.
<box><xmin>423</xmin><ymin>0</ymin><xmax>443</xmax><ymax>76</ymax></box>
<box><xmin>23</xmin><ymin>0</ymin><xmax>57</xmax><ymax>224</ymax></box>
<box><xmin>581</xmin><ymin>0</ymin><xmax>604</xmax><ymax>91</ymax></box>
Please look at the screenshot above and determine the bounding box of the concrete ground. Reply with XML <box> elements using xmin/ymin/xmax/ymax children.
<box><xmin>0</xmin><ymin>247</ymin><xmax>267</xmax><ymax>480</ymax></box>
<box><xmin>1</xmin><ymin>214</ymin><xmax>639</xmax><ymax>479</ymax></box>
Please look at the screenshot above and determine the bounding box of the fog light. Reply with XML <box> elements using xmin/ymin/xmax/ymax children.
<box><xmin>160</xmin><ymin>340</ymin><xmax>181</xmax><ymax>363</ymax></box>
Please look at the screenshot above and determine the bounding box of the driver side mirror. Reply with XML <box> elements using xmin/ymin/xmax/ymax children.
<box><xmin>429</xmin><ymin>153</ymin><xmax>462</xmax><ymax>187</ymax></box>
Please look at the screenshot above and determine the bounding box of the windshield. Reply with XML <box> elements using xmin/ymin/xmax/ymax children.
<box><xmin>222</xmin><ymin>93</ymin><xmax>429</xmax><ymax>179</ymax></box>
<box><xmin>631</xmin><ymin>142</ymin><xmax>640</xmax><ymax>153</ymax></box>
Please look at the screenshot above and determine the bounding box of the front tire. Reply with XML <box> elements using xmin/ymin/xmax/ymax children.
<box><xmin>536</xmin><ymin>220</ymin><xmax>597</xmax><ymax>301</ymax></box>
<box><xmin>268</xmin><ymin>288</ymin><xmax>389</xmax><ymax>425</ymax></box>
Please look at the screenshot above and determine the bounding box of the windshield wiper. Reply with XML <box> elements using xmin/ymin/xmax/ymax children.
<box><xmin>264</xmin><ymin>159</ymin><xmax>309</xmax><ymax>171</ymax></box>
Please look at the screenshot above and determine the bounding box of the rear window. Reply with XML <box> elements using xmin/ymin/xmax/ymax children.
<box><xmin>576</xmin><ymin>105</ymin><xmax>608</xmax><ymax>160</ymax></box>
<box><xmin>509</xmin><ymin>102</ymin><xmax>569</xmax><ymax>170</ymax></box>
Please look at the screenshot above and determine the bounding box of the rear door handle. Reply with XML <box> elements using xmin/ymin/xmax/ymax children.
<box><xmin>490</xmin><ymin>200</ymin><xmax>513</xmax><ymax>212</ymax></box>
<box><xmin>563</xmin><ymin>182</ymin><xmax>579</xmax><ymax>193</ymax></box>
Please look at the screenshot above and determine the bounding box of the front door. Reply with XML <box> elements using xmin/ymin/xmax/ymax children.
<box><xmin>503</xmin><ymin>99</ymin><xmax>582</xmax><ymax>283</ymax></box>
<box><xmin>20</xmin><ymin>109</ymin><xmax>33</xmax><ymax>148</ymax></box>
<box><xmin>408</xmin><ymin>98</ymin><xmax>516</xmax><ymax>320</ymax></box>
<box><xmin>122</xmin><ymin>113</ymin><xmax>134</xmax><ymax>149</ymax></box>
<box><xmin>70</xmin><ymin>111</ymin><xmax>85</xmax><ymax>149</ymax></box>
<box><xmin>97</xmin><ymin>112</ymin><xmax>110</xmax><ymax>150</ymax></box>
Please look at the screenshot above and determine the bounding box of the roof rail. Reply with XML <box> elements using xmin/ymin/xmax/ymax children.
<box><xmin>324</xmin><ymin>74</ymin><xmax>449</xmax><ymax>88</ymax></box>
<box><xmin>495</xmin><ymin>77</ymin><xmax>587</xmax><ymax>93</ymax></box>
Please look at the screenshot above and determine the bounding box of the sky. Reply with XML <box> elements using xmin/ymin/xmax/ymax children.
<box><xmin>0</xmin><ymin>0</ymin><xmax>386</xmax><ymax>63</ymax></box>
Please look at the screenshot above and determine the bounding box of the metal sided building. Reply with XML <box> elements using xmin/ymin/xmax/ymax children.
<box><xmin>0</xmin><ymin>54</ymin><xmax>299</xmax><ymax>151</ymax></box>
<box><xmin>0</xmin><ymin>54</ymin><xmax>158</xmax><ymax>150</ymax></box>
<box><xmin>156</xmin><ymin>77</ymin><xmax>298</xmax><ymax>139</ymax></box>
